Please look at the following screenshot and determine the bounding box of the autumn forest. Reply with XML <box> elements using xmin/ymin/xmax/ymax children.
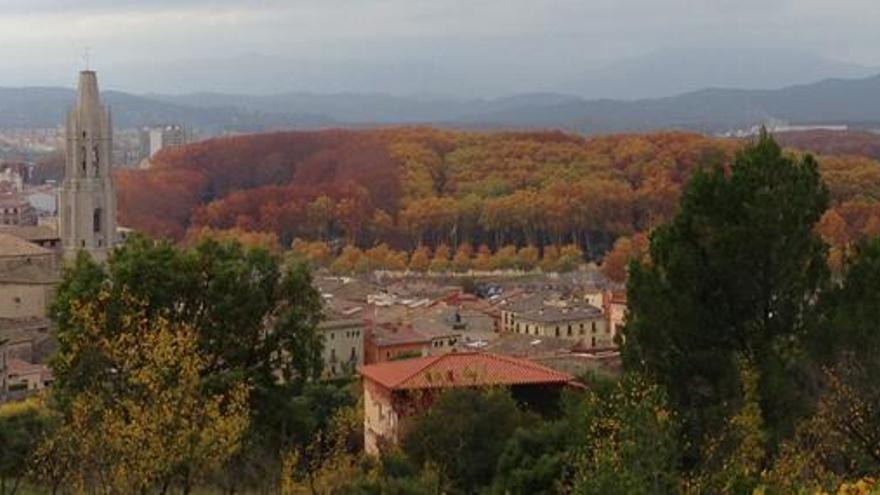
<box><xmin>116</xmin><ymin>128</ymin><xmax>880</xmax><ymax>275</ymax></box>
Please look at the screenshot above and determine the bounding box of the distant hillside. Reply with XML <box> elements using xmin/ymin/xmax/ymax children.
<box><xmin>155</xmin><ymin>73</ymin><xmax>880</xmax><ymax>134</ymax></box>
<box><xmin>0</xmin><ymin>87</ymin><xmax>332</xmax><ymax>132</ymax></box>
<box><xmin>5</xmin><ymin>72</ymin><xmax>880</xmax><ymax>134</ymax></box>
<box><xmin>454</xmin><ymin>75</ymin><xmax>880</xmax><ymax>133</ymax></box>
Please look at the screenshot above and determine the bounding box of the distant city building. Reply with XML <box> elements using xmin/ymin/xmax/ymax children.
<box><xmin>139</xmin><ymin>125</ymin><xmax>188</xmax><ymax>162</ymax></box>
<box><xmin>0</xmin><ymin>233</ymin><xmax>58</xmax><ymax>320</ymax></box>
<box><xmin>501</xmin><ymin>295</ymin><xmax>611</xmax><ymax>349</ymax></box>
<box><xmin>721</xmin><ymin>122</ymin><xmax>849</xmax><ymax>138</ymax></box>
<box><xmin>364</xmin><ymin>322</ymin><xmax>431</xmax><ymax>364</ymax></box>
<box><xmin>318</xmin><ymin>318</ymin><xmax>365</xmax><ymax>377</ymax></box>
<box><xmin>59</xmin><ymin>70</ymin><xmax>118</xmax><ymax>262</ymax></box>
<box><xmin>0</xmin><ymin>167</ymin><xmax>24</xmax><ymax>193</ymax></box>
<box><xmin>0</xmin><ymin>196</ymin><xmax>37</xmax><ymax>226</ymax></box>
<box><xmin>25</xmin><ymin>187</ymin><xmax>57</xmax><ymax>217</ymax></box>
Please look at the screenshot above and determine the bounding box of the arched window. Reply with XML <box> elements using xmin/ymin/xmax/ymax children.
<box><xmin>93</xmin><ymin>208</ymin><xmax>102</xmax><ymax>233</ymax></box>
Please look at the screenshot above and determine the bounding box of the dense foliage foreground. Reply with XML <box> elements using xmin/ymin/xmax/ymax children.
<box><xmin>3</xmin><ymin>132</ymin><xmax>880</xmax><ymax>493</ymax></box>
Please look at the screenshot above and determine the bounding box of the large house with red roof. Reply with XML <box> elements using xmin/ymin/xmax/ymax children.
<box><xmin>358</xmin><ymin>351</ymin><xmax>576</xmax><ymax>454</ymax></box>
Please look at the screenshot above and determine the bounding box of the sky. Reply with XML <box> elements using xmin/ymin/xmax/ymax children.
<box><xmin>2</xmin><ymin>0</ymin><xmax>880</xmax><ymax>97</ymax></box>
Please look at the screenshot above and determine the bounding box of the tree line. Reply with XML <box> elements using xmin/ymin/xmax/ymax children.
<box><xmin>117</xmin><ymin>128</ymin><xmax>880</xmax><ymax>267</ymax></box>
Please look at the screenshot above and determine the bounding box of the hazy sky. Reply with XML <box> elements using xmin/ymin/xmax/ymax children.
<box><xmin>3</xmin><ymin>0</ymin><xmax>880</xmax><ymax>96</ymax></box>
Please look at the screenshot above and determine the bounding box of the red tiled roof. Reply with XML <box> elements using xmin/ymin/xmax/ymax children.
<box><xmin>358</xmin><ymin>351</ymin><xmax>573</xmax><ymax>391</ymax></box>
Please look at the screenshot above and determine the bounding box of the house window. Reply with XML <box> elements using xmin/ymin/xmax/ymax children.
<box><xmin>567</xmin><ymin>325</ymin><xmax>572</xmax><ymax>337</ymax></box>
<box><xmin>13</xmin><ymin>297</ymin><xmax>21</xmax><ymax>305</ymax></box>
<box><xmin>93</xmin><ymin>208</ymin><xmax>102</xmax><ymax>233</ymax></box>
<box><xmin>592</xmin><ymin>321</ymin><xmax>597</xmax><ymax>333</ymax></box>
<box><xmin>591</xmin><ymin>336</ymin><xmax>596</xmax><ymax>347</ymax></box>
<box><xmin>555</xmin><ymin>327</ymin><xmax>560</xmax><ymax>337</ymax></box>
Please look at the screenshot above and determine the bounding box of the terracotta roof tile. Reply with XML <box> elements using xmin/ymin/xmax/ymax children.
<box><xmin>358</xmin><ymin>351</ymin><xmax>573</xmax><ymax>390</ymax></box>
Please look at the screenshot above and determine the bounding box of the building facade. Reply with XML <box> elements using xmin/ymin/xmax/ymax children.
<box><xmin>139</xmin><ymin>125</ymin><xmax>187</xmax><ymax>162</ymax></box>
<box><xmin>501</xmin><ymin>297</ymin><xmax>611</xmax><ymax>349</ymax></box>
<box><xmin>318</xmin><ymin>318</ymin><xmax>365</xmax><ymax>377</ymax></box>
<box><xmin>0</xmin><ymin>196</ymin><xmax>37</xmax><ymax>227</ymax></box>
<box><xmin>364</xmin><ymin>322</ymin><xmax>430</xmax><ymax>364</ymax></box>
<box><xmin>359</xmin><ymin>352</ymin><xmax>574</xmax><ymax>454</ymax></box>
<box><xmin>59</xmin><ymin>70</ymin><xmax>117</xmax><ymax>262</ymax></box>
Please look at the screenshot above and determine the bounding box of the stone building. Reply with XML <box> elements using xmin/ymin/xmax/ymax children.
<box><xmin>501</xmin><ymin>295</ymin><xmax>611</xmax><ymax>349</ymax></box>
<box><xmin>318</xmin><ymin>317</ymin><xmax>365</xmax><ymax>377</ymax></box>
<box><xmin>59</xmin><ymin>70</ymin><xmax>117</xmax><ymax>262</ymax></box>
<box><xmin>0</xmin><ymin>196</ymin><xmax>37</xmax><ymax>226</ymax></box>
<box><xmin>364</xmin><ymin>322</ymin><xmax>431</xmax><ymax>364</ymax></box>
<box><xmin>0</xmin><ymin>225</ymin><xmax>61</xmax><ymax>251</ymax></box>
<box><xmin>359</xmin><ymin>352</ymin><xmax>574</xmax><ymax>454</ymax></box>
<box><xmin>0</xmin><ymin>233</ymin><xmax>58</xmax><ymax>319</ymax></box>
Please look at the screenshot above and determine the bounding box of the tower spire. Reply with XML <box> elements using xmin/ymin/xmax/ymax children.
<box><xmin>59</xmin><ymin>69</ymin><xmax>117</xmax><ymax>262</ymax></box>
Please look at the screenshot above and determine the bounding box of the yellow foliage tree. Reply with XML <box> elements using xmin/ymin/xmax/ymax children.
<box><xmin>472</xmin><ymin>245</ymin><xmax>492</xmax><ymax>271</ymax></box>
<box><xmin>330</xmin><ymin>245</ymin><xmax>364</xmax><ymax>274</ymax></box>
<box><xmin>35</xmin><ymin>292</ymin><xmax>250</xmax><ymax>494</ymax></box>
<box><xmin>452</xmin><ymin>243</ymin><xmax>473</xmax><ymax>272</ymax></box>
<box><xmin>409</xmin><ymin>245</ymin><xmax>432</xmax><ymax>272</ymax></box>
<box><xmin>280</xmin><ymin>404</ymin><xmax>365</xmax><ymax>495</ymax></box>
<box><xmin>691</xmin><ymin>364</ymin><xmax>767</xmax><ymax>495</ymax></box>
<box><xmin>186</xmin><ymin>226</ymin><xmax>282</xmax><ymax>256</ymax></box>
<box><xmin>429</xmin><ymin>244</ymin><xmax>452</xmax><ymax>272</ymax></box>
<box><xmin>290</xmin><ymin>238</ymin><xmax>333</xmax><ymax>268</ymax></box>
<box><xmin>516</xmin><ymin>245</ymin><xmax>540</xmax><ymax>271</ymax></box>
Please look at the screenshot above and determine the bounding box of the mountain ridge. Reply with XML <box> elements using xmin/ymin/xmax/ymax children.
<box><xmin>2</xmin><ymin>72</ymin><xmax>880</xmax><ymax>134</ymax></box>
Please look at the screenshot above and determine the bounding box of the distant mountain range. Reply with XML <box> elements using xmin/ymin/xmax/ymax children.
<box><xmin>0</xmin><ymin>87</ymin><xmax>331</xmax><ymax>132</ymax></box>
<box><xmin>3</xmin><ymin>72</ymin><xmax>880</xmax><ymax>135</ymax></box>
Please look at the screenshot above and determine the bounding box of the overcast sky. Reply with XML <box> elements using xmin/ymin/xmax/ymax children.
<box><xmin>3</xmin><ymin>0</ymin><xmax>880</xmax><ymax>97</ymax></box>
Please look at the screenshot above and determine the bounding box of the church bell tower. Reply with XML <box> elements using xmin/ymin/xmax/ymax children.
<box><xmin>59</xmin><ymin>70</ymin><xmax>117</xmax><ymax>262</ymax></box>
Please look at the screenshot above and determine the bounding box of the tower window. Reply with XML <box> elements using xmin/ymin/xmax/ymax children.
<box><xmin>93</xmin><ymin>208</ymin><xmax>102</xmax><ymax>233</ymax></box>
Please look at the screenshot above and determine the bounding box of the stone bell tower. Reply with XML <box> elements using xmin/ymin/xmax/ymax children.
<box><xmin>59</xmin><ymin>70</ymin><xmax>117</xmax><ymax>262</ymax></box>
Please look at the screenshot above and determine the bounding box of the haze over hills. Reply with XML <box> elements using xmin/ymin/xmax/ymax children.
<box><xmin>0</xmin><ymin>87</ymin><xmax>331</xmax><ymax>132</ymax></box>
<box><xmin>3</xmin><ymin>72</ymin><xmax>880</xmax><ymax>135</ymax></box>
<box><xmin>562</xmin><ymin>45</ymin><xmax>877</xmax><ymax>100</ymax></box>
